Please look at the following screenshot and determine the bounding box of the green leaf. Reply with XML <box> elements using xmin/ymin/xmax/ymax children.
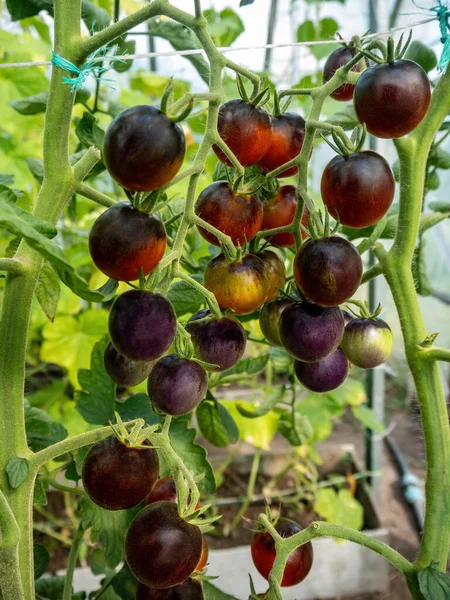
<box><xmin>146</xmin><ymin>18</ymin><xmax>209</xmax><ymax>84</ymax></box>
<box><xmin>0</xmin><ymin>199</ymin><xmax>112</xmax><ymax>302</ymax></box>
<box><xmin>0</xmin><ymin>174</ymin><xmax>14</xmax><ymax>186</ymax></box>
<box><xmin>326</xmin><ymin>105</ymin><xmax>359</xmax><ymax>130</ymax></box>
<box><xmin>204</xmin><ymin>8</ymin><xmax>244</xmax><ymax>47</ymax></box>
<box><xmin>81</xmin><ymin>0</ymin><xmax>110</xmax><ymax>32</ymax></box>
<box><xmin>203</xmin><ymin>581</ymin><xmax>239</xmax><ymax>600</ymax></box>
<box><xmin>314</xmin><ymin>488</ymin><xmax>363</xmax><ymax>530</ymax></box>
<box><xmin>117</xmin><ymin>394</ymin><xmax>162</xmax><ymax>425</ymax></box>
<box><xmin>75</xmin><ymin>111</ymin><xmax>105</xmax><ymax>149</ymax></box>
<box><xmin>295</xmin><ymin>396</ymin><xmax>337</xmax><ymax>441</ymax></box>
<box><xmin>34</xmin><ymin>544</ymin><xmax>50</xmax><ymax>579</ymax></box>
<box><xmin>197</xmin><ymin>394</ymin><xmax>239</xmax><ymax>447</ymax></box>
<box><xmin>239</xmin><ymin>0</ymin><xmax>255</xmax><ymax>5</ymax></box>
<box><xmin>405</xmin><ymin>41</ymin><xmax>437</xmax><ymax>73</ymax></box>
<box><xmin>6</xmin><ymin>0</ymin><xmax>52</xmax><ymax>20</ymax></box>
<box><xmin>413</xmin><ymin>238</ymin><xmax>433</xmax><ymax>297</ymax></box>
<box><xmin>74</xmin><ymin>335</ymin><xmax>116</xmax><ymax>424</ymax></box>
<box><xmin>297</xmin><ymin>18</ymin><xmax>339</xmax><ymax>59</ymax></box>
<box><xmin>215</xmin><ymin>354</ymin><xmax>269</xmax><ymax>385</ymax></box>
<box><xmin>114</xmin><ymin>38</ymin><xmax>136</xmax><ymax>73</ymax></box>
<box><xmin>428</xmin><ymin>147</ymin><xmax>450</xmax><ymax>170</ymax></box>
<box><xmin>25</xmin><ymin>399</ymin><xmax>68</xmax><ymax>451</ymax></box>
<box><xmin>167</xmin><ymin>277</ymin><xmax>206</xmax><ymax>316</ymax></box>
<box><xmin>110</xmin><ymin>563</ymin><xmax>138</xmax><ymax>600</ymax></box>
<box><xmin>80</xmin><ymin>496</ymin><xmax>133</xmax><ymax>568</ymax></box>
<box><xmin>33</xmin><ymin>477</ymin><xmax>48</xmax><ymax>506</ymax></box>
<box><xmin>429</xmin><ymin>201</ymin><xmax>450</xmax><ymax>212</ymax></box>
<box><xmin>26</xmin><ymin>158</ymin><xmax>44</xmax><ymax>184</ymax></box>
<box><xmin>9</xmin><ymin>88</ymin><xmax>90</xmax><ymax>115</ymax></box>
<box><xmin>236</xmin><ymin>385</ymin><xmax>285</xmax><ymax>418</ymax></box>
<box><xmin>6</xmin><ymin>456</ymin><xmax>30</xmax><ymax>488</ymax></box>
<box><xmin>328</xmin><ymin>378</ymin><xmax>366</xmax><ymax>407</ymax></box>
<box><xmin>164</xmin><ymin>419</ymin><xmax>216</xmax><ymax>495</ymax></box>
<box><xmin>35</xmin><ymin>576</ymin><xmax>65</xmax><ymax>600</ymax></box>
<box><xmin>269</xmin><ymin>346</ymin><xmax>291</xmax><ymax>373</ymax></box>
<box><xmin>352</xmin><ymin>404</ymin><xmax>384</xmax><ymax>433</ymax></box>
<box><xmin>35</xmin><ymin>262</ymin><xmax>60</xmax><ymax>322</ymax></box>
<box><xmin>221</xmin><ymin>399</ymin><xmax>280</xmax><ymax>450</ymax></box>
<box><xmin>418</xmin><ymin>562</ymin><xmax>450</xmax><ymax>600</ymax></box>
<box><xmin>42</xmin><ymin>312</ymin><xmax>109</xmax><ymax>387</ymax></box>
<box><xmin>425</xmin><ymin>169</ymin><xmax>440</xmax><ymax>191</ymax></box>
<box><xmin>278</xmin><ymin>410</ymin><xmax>313</xmax><ymax>446</ymax></box>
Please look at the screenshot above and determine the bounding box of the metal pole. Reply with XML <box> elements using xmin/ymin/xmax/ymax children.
<box><xmin>147</xmin><ymin>23</ymin><xmax>157</xmax><ymax>72</ymax></box>
<box><xmin>264</xmin><ymin>0</ymin><xmax>279</xmax><ymax>72</ymax></box>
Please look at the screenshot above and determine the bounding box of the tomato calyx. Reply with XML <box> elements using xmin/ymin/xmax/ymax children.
<box><xmin>109</xmin><ymin>411</ymin><xmax>159</xmax><ymax>450</ymax></box>
<box><xmin>320</xmin><ymin>123</ymin><xmax>366</xmax><ymax>158</ymax></box>
<box><xmin>271</xmin><ymin>89</ymin><xmax>292</xmax><ymax>117</ymax></box>
<box><xmin>344</xmin><ymin>299</ymin><xmax>383</xmax><ymax>320</ymax></box>
<box><xmin>159</xmin><ymin>77</ymin><xmax>195</xmax><ymax>123</ymax></box>
<box><xmin>236</xmin><ymin>74</ymin><xmax>271</xmax><ymax>109</ymax></box>
<box><xmin>302</xmin><ymin>208</ymin><xmax>339</xmax><ymax>241</ymax></box>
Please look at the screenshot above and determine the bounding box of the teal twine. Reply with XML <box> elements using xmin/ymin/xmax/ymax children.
<box><xmin>413</xmin><ymin>0</ymin><xmax>450</xmax><ymax>71</ymax></box>
<box><xmin>51</xmin><ymin>46</ymin><xmax>126</xmax><ymax>92</ymax></box>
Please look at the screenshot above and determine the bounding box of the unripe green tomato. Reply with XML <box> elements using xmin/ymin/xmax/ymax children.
<box><xmin>341</xmin><ymin>318</ymin><xmax>393</xmax><ymax>369</ymax></box>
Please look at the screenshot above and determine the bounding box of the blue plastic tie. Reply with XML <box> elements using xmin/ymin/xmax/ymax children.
<box><xmin>413</xmin><ymin>1</ymin><xmax>450</xmax><ymax>72</ymax></box>
<box><xmin>51</xmin><ymin>45</ymin><xmax>126</xmax><ymax>93</ymax></box>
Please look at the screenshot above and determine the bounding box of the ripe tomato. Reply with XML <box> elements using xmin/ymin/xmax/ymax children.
<box><xmin>82</xmin><ymin>436</ymin><xmax>159</xmax><ymax>511</ymax></box>
<box><xmin>251</xmin><ymin>518</ymin><xmax>313</xmax><ymax>587</ymax></box>
<box><xmin>195</xmin><ymin>536</ymin><xmax>209</xmax><ymax>573</ymax></box>
<box><xmin>204</xmin><ymin>253</ymin><xmax>269</xmax><ymax>315</ymax></box>
<box><xmin>323</xmin><ymin>47</ymin><xmax>365</xmax><ymax>102</ymax></box>
<box><xmin>353</xmin><ymin>60</ymin><xmax>431</xmax><ymax>138</ymax></box>
<box><xmin>145</xmin><ymin>476</ymin><xmax>201</xmax><ymax>511</ymax></box>
<box><xmin>257</xmin><ymin>250</ymin><xmax>286</xmax><ymax>302</ymax></box>
<box><xmin>126</xmin><ymin>501</ymin><xmax>202</xmax><ymax>589</ymax></box>
<box><xmin>136</xmin><ymin>579</ymin><xmax>204</xmax><ymax>600</ymax></box>
<box><xmin>195</xmin><ymin>181</ymin><xmax>263</xmax><ymax>246</ymax></box>
<box><xmin>294</xmin><ymin>347</ymin><xmax>348</xmax><ymax>392</ymax></box>
<box><xmin>279</xmin><ymin>302</ymin><xmax>344</xmax><ymax>362</ymax></box>
<box><xmin>89</xmin><ymin>203</ymin><xmax>166</xmax><ymax>282</ymax></box>
<box><xmin>260</xmin><ymin>297</ymin><xmax>293</xmax><ymax>347</ymax></box>
<box><xmin>261</xmin><ymin>186</ymin><xmax>310</xmax><ymax>247</ymax></box>
<box><xmin>103</xmin><ymin>105</ymin><xmax>185</xmax><ymax>191</ymax></box>
<box><xmin>341</xmin><ymin>317</ymin><xmax>393</xmax><ymax>368</ymax></box>
<box><xmin>293</xmin><ymin>237</ymin><xmax>362</xmax><ymax>306</ymax></box>
<box><xmin>213</xmin><ymin>99</ymin><xmax>273</xmax><ymax>167</ymax></box>
<box><xmin>103</xmin><ymin>342</ymin><xmax>153</xmax><ymax>387</ymax></box>
<box><xmin>258</xmin><ymin>113</ymin><xmax>306</xmax><ymax>177</ymax></box>
<box><xmin>109</xmin><ymin>290</ymin><xmax>176</xmax><ymax>362</ymax></box>
<box><xmin>321</xmin><ymin>151</ymin><xmax>395</xmax><ymax>228</ymax></box>
<box><xmin>147</xmin><ymin>354</ymin><xmax>207</xmax><ymax>416</ymax></box>
<box><xmin>186</xmin><ymin>309</ymin><xmax>246</xmax><ymax>371</ymax></box>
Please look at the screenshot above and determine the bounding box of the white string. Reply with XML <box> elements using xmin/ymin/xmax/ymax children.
<box><xmin>0</xmin><ymin>15</ymin><xmax>437</xmax><ymax>70</ymax></box>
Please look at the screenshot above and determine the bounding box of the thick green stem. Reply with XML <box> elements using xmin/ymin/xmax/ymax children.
<box><xmin>62</xmin><ymin>524</ymin><xmax>84</xmax><ymax>600</ymax></box>
<box><xmin>0</xmin><ymin>258</ymin><xmax>29</xmax><ymax>275</ymax></box>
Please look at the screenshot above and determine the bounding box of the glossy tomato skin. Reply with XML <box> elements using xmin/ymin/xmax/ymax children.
<box><xmin>251</xmin><ymin>518</ymin><xmax>313</xmax><ymax>587</ymax></box>
<box><xmin>195</xmin><ymin>537</ymin><xmax>209</xmax><ymax>572</ymax></box>
<box><xmin>259</xmin><ymin>297</ymin><xmax>293</xmax><ymax>346</ymax></box>
<box><xmin>257</xmin><ymin>250</ymin><xmax>286</xmax><ymax>301</ymax></box>
<box><xmin>323</xmin><ymin>47</ymin><xmax>364</xmax><ymax>101</ymax></box>
<box><xmin>89</xmin><ymin>203</ymin><xmax>166</xmax><ymax>282</ymax></box>
<box><xmin>294</xmin><ymin>347</ymin><xmax>348</xmax><ymax>392</ymax></box>
<box><xmin>213</xmin><ymin>99</ymin><xmax>273</xmax><ymax>167</ymax></box>
<box><xmin>321</xmin><ymin>151</ymin><xmax>395</xmax><ymax>228</ymax></box>
<box><xmin>147</xmin><ymin>354</ymin><xmax>208</xmax><ymax>416</ymax></box>
<box><xmin>195</xmin><ymin>181</ymin><xmax>263</xmax><ymax>246</ymax></box>
<box><xmin>258</xmin><ymin>113</ymin><xmax>306</xmax><ymax>177</ymax></box>
<box><xmin>204</xmin><ymin>253</ymin><xmax>269</xmax><ymax>315</ymax></box>
<box><xmin>103</xmin><ymin>342</ymin><xmax>154</xmax><ymax>387</ymax></box>
<box><xmin>341</xmin><ymin>318</ymin><xmax>393</xmax><ymax>368</ymax></box>
<box><xmin>354</xmin><ymin>60</ymin><xmax>431</xmax><ymax>138</ymax></box>
<box><xmin>82</xmin><ymin>436</ymin><xmax>159</xmax><ymax>511</ymax></box>
<box><xmin>126</xmin><ymin>501</ymin><xmax>202</xmax><ymax>589</ymax></box>
<box><xmin>136</xmin><ymin>579</ymin><xmax>204</xmax><ymax>600</ymax></box>
<box><xmin>342</xmin><ymin>310</ymin><xmax>355</xmax><ymax>325</ymax></box>
<box><xmin>145</xmin><ymin>476</ymin><xmax>201</xmax><ymax>511</ymax></box>
<box><xmin>294</xmin><ymin>237</ymin><xmax>362</xmax><ymax>306</ymax></box>
<box><xmin>186</xmin><ymin>309</ymin><xmax>246</xmax><ymax>372</ymax></box>
<box><xmin>103</xmin><ymin>105</ymin><xmax>185</xmax><ymax>192</ymax></box>
<box><xmin>109</xmin><ymin>290</ymin><xmax>176</xmax><ymax>361</ymax></box>
<box><xmin>279</xmin><ymin>303</ymin><xmax>344</xmax><ymax>362</ymax></box>
<box><xmin>261</xmin><ymin>186</ymin><xmax>310</xmax><ymax>247</ymax></box>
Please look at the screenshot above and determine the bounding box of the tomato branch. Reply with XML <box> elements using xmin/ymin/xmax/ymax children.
<box><xmin>417</xmin><ymin>345</ymin><xmax>450</xmax><ymax>362</ymax></box>
<box><xmin>0</xmin><ymin>259</ymin><xmax>29</xmax><ymax>276</ymax></box>
<box><xmin>76</xmin><ymin>183</ymin><xmax>117</xmax><ymax>208</ymax></box>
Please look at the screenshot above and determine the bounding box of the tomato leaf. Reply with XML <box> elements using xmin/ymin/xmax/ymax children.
<box><xmin>35</xmin><ymin>262</ymin><xmax>60</xmax><ymax>322</ymax></box>
<box><xmin>75</xmin><ymin>111</ymin><xmax>105</xmax><ymax>149</ymax></box>
<box><xmin>117</xmin><ymin>394</ymin><xmax>162</xmax><ymax>426</ymax></box>
<box><xmin>215</xmin><ymin>354</ymin><xmax>269</xmax><ymax>385</ymax></box>
<box><xmin>75</xmin><ymin>335</ymin><xmax>115</xmax><ymax>425</ymax></box>
<box><xmin>167</xmin><ymin>276</ymin><xmax>206</xmax><ymax>316</ymax></box>
<box><xmin>204</xmin><ymin>8</ymin><xmax>244</xmax><ymax>47</ymax></box>
<box><xmin>114</xmin><ymin>38</ymin><xmax>136</xmax><ymax>73</ymax></box>
<box><xmin>197</xmin><ymin>393</ymin><xmax>239</xmax><ymax>447</ymax></box>
<box><xmin>236</xmin><ymin>385</ymin><xmax>285</xmax><ymax>418</ymax></box>
<box><xmin>352</xmin><ymin>404</ymin><xmax>384</xmax><ymax>433</ymax></box>
<box><xmin>297</xmin><ymin>18</ymin><xmax>339</xmax><ymax>59</ymax></box>
<box><xmin>9</xmin><ymin>88</ymin><xmax>90</xmax><ymax>115</ymax></box>
<box><xmin>278</xmin><ymin>409</ymin><xmax>313</xmax><ymax>446</ymax></box>
<box><xmin>80</xmin><ymin>496</ymin><xmax>135</xmax><ymax>569</ymax></box>
<box><xmin>35</xmin><ymin>576</ymin><xmax>66</xmax><ymax>600</ymax></box>
<box><xmin>221</xmin><ymin>399</ymin><xmax>280</xmax><ymax>450</ymax></box>
<box><xmin>34</xmin><ymin>544</ymin><xmax>50</xmax><ymax>580</ymax></box>
<box><xmin>110</xmin><ymin>563</ymin><xmax>138</xmax><ymax>600</ymax></box>
<box><xmin>6</xmin><ymin>456</ymin><xmax>30</xmax><ymax>488</ymax></box>
<box><xmin>418</xmin><ymin>562</ymin><xmax>450</xmax><ymax>599</ymax></box>
<box><xmin>405</xmin><ymin>41</ymin><xmax>437</xmax><ymax>74</ymax></box>
<box><xmin>25</xmin><ymin>399</ymin><xmax>68</xmax><ymax>451</ymax></box>
<box><xmin>203</xmin><ymin>581</ymin><xmax>239</xmax><ymax>600</ymax></box>
<box><xmin>314</xmin><ymin>488</ymin><xmax>363</xmax><ymax>531</ymax></box>
<box><xmin>33</xmin><ymin>476</ymin><xmax>49</xmax><ymax>506</ymax></box>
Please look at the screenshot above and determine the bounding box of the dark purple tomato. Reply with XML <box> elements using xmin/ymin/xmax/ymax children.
<box><xmin>204</xmin><ymin>253</ymin><xmax>269</xmax><ymax>315</ymax></box>
<box><xmin>294</xmin><ymin>347</ymin><xmax>348</xmax><ymax>392</ymax></box>
<box><xmin>257</xmin><ymin>250</ymin><xmax>286</xmax><ymax>302</ymax></box>
<box><xmin>294</xmin><ymin>237</ymin><xmax>362</xmax><ymax>306</ymax></box>
<box><xmin>145</xmin><ymin>476</ymin><xmax>201</xmax><ymax>511</ymax></box>
<box><xmin>186</xmin><ymin>309</ymin><xmax>246</xmax><ymax>372</ymax></box>
<box><xmin>103</xmin><ymin>105</ymin><xmax>185</xmax><ymax>192</ymax></box>
<box><xmin>82</xmin><ymin>435</ymin><xmax>159</xmax><ymax>511</ymax></box>
<box><xmin>126</xmin><ymin>501</ymin><xmax>202</xmax><ymax>589</ymax></box>
<box><xmin>323</xmin><ymin>47</ymin><xmax>365</xmax><ymax>101</ymax></box>
<box><xmin>103</xmin><ymin>342</ymin><xmax>153</xmax><ymax>387</ymax></box>
<box><xmin>251</xmin><ymin>518</ymin><xmax>313</xmax><ymax>587</ymax></box>
<box><xmin>342</xmin><ymin>310</ymin><xmax>355</xmax><ymax>325</ymax></box>
<box><xmin>147</xmin><ymin>354</ymin><xmax>208</xmax><ymax>416</ymax></box>
<box><xmin>258</xmin><ymin>113</ymin><xmax>306</xmax><ymax>177</ymax></box>
<box><xmin>109</xmin><ymin>290</ymin><xmax>176</xmax><ymax>361</ymax></box>
<box><xmin>136</xmin><ymin>579</ymin><xmax>204</xmax><ymax>600</ymax></box>
<box><xmin>353</xmin><ymin>60</ymin><xmax>431</xmax><ymax>138</ymax></box>
<box><xmin>321</xmin><ymin>151</ymin><xmax>395</xmax><ymax>228</ymax></box>
<box><xmin>88</xmin><ymin>202</ymin><xmax>166</xmax><ymax>282</ymax></box>
<box><xmin>279</xmin><ymin>303</ymin><xmax>344</xmax><ymax>362</ymax></box>
<box><xmin>195</xmin><ymin>181</ymin><xmax>263</xmax><ymax>246</ymax></box>
<box><xmin>259</xmin><ymin>297</ymin><xmax>293</xmax><ymax>347</ymax></box>
<box><xmin>341</xmin><ymin>317</ymin><xmax>393</xmax><ymax>368</ymax></box>
<box><xmin>213</xmin><ymin>99</ymin><xmax>273</xmax><ymax>167</ymax></box>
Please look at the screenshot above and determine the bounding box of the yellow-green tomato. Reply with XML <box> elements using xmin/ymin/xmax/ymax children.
<box><xmin>341</xmin><ymin>318</ymin><xmax>393</xmax><ymax>368</ymax></box>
